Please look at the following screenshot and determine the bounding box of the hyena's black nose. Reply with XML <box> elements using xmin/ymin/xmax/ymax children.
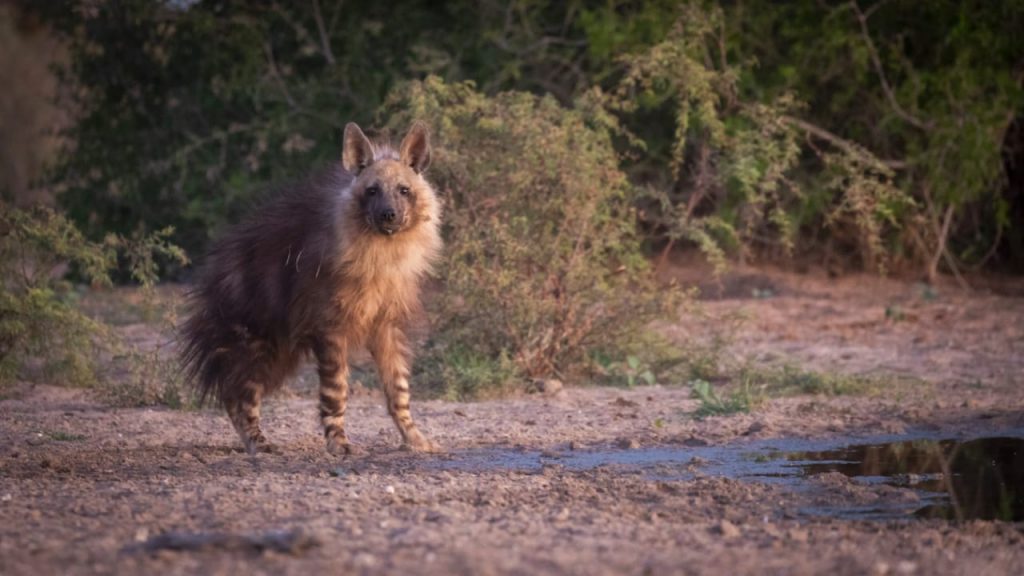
<box><xmin>381</xmin><ymin>208</ymin><xmax>397</xmax><ymax>222</ymax></box>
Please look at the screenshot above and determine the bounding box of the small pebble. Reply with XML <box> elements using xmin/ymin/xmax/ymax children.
<box><xmin>717</xmin><ymin>520</ymin><xmax>741</xmax><ymax>539</ymax></box>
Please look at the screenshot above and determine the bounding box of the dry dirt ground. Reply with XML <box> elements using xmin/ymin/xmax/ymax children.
<box><xmin>1</xmin><ymin>266</ymin><xmax>1022</xmax><ymax>575</ymax></box>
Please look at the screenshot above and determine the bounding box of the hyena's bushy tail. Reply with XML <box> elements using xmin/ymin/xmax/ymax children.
<box><xmin>178</xmin><ymin>295</ymin><xmax>267</xmax><ymax>408</ymax></box>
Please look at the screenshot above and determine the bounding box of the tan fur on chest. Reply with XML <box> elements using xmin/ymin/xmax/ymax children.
<box><xmin>334</xmin><ymin>224</ymin><xmax>440</xmax><ymax>335</ymax></box>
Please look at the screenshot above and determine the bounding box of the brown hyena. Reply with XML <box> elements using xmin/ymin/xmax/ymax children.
<box><xmin>180</xmin><ymin>122</ymin><xmax>442</xmax><ymax>456</ymax></box>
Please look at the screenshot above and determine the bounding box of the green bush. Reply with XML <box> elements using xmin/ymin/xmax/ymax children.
<box><xmin>0</xmin><ymin>205</ymin><xmax>187</xmax><ymax>396</ymax></box>
<box><xmin>383</xmin><ymin>77</ymin><xmax>681</xmax><ymax>394</ymax></box>
<box><xmin>608</xmin><ymin>4</ymin><xmax>914</xmax><ymax>274</ymax></box>
<box><xmin>39</xmin><ymin>1</ymin><xmax>1023</xmax><ymax>274</ymax></box>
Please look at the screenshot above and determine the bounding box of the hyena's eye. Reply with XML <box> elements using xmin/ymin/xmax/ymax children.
<box><xmin>398</xmin><ymin>186</ymin><xmax>410</xmax><ymax>196</ymax></box>
<box><xmin>365</xmin><ymin>185</ymin><xmax>380</xmax><ymax>197</ymax></box>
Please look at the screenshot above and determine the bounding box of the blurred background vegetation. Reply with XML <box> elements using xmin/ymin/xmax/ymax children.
<box><xmin>1</xmin><ymin>0</ymin><xmax>1023</xmax><ymax>396</ymax></box>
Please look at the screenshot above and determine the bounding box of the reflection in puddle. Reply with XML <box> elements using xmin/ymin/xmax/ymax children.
<box><xmin>430</xmin><ymin>431</ymin><xmax>1024</xmax><ymax>522</ymax></box>
<box><xmin>784</xmin><ymin>437</ymin><xmax>1024</xmax><ymax>522</ymax></box>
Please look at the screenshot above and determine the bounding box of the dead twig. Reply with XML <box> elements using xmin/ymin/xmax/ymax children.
<box><xmin>311</xmin><ymin>0</ymin><xmax>336</xmax><ymax>66</ymax></box>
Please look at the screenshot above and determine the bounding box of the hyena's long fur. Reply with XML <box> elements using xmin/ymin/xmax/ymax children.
<box><xmin>180</xmin><ymin>122</ymin><xmax>442</xmax><ymax>455</ymax></box>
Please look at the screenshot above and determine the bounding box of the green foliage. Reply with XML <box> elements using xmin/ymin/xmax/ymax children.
<box><xmin>1</xmin><ymin>206</ymin><xmax>114</xmax><ymax>386</ymax></box>
<box><xmin>727</xmin><ymin>0</ymin><xmax>1024</xmax><ymax>272</ymax></box>
<box><xmin>689</xmin><ymin>365</ymin><xmax>878</xmax><ymax>419</ymax></box>
<box><xmin>386</xmin><ymin>77</ymin><xmax>680</xmax><ymax>392</ymax></box>
<box><xmin>608</xmin><ymin>3</ymin><xmax>914</xmax><ymax>272</ymax></box>
<box><xmin>421</xmin><ymin>345</ymin><xmax>517</xmax><ymax>401</ymax></box>
<box><xmin>43</xmin><ymin>0</ymin><xmax>491</xmax><ymax>256</ymax></box>
<box><xmin>39</xmin><ymin>1</ymin><xmax>1024</xmax><ymax>274</ymax></box>
<box><xmin>746</xmin><ymin>364</ymin><xmax>877</xmax><ymax>398</ymax></box>
<box><xmin>689</xmin><ymin>378</ymin><xmax>753</xmax><ymax>418</ymax></box>
<box><xmin>590</xmin><ymin>351</ymin><xmax>659</xmax><ymax>388</ymax></box>
<box><xmin>0</xmin><ymin>205</ymin><xmax>187</xmax><ymax>400</ymax></box>
<box><xmin>622</xmin><ymin>355</ymin><xmax>657</xmax><ymax>388</ymax></box>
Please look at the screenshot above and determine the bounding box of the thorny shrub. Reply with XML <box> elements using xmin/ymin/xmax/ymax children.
<box><xmin>0</xmin><ymin>205</ymin><xmax>188</xmax><ymax>404</ymax></box>
<box><xmin>609</xmin><ymin>4</ymin><xmax>913</xmax><ymax>273</ymax></box>
<box><xmin>381</xmin><ymin>77</ymin><xmax>682</xmax><ymax>397</ymax></box>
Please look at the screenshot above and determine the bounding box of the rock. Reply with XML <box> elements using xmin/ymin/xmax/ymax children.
<box><xmin>744</xmin><ymin>421</ymin><xmax>766</xmax><ymax>435</ymax></box>
<box><xmin>896</xmin><ymin>561</ymin><xmax>917</xmax><ymax>574</ymax></box>
<box><xmin>716</xmin><ymin>520</ymin><xmax>741</xmax><ymax>539</ymax></box>
<box><xmin>787</xmin><ymin>528</ymin><xmax>808</xmax><ymax>543</ymax></box>
<box><xmin>616</xmin><ymin>437</ymin><xmax>640</xmax><ymax>450</ymax></box>
<box><xmin>530</xmin><ymin>379</ymin><xmax>564</xmax><ymax>395</ymax></box>
<box><xmin>354</xmin><ymin>552</ymin><xmax>378</xmax><ymax>567</ymax></box>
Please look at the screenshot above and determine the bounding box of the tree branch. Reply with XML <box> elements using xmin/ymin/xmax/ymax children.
<box><xmin>849</xmin><ymin>1</ymin><xmax>932</xmax><ymax>131</ymax></box>
<box><xmin>263</xmin><ymin>42</ymin><xmax>297</xmax><ymax>108</ymax></box>
<box><xmin>782</xmin><ymin>115</ymin><xmax>907</xmax><ymax>169</ymax></box>
<box><xmin>312</xmin><ymin>0</ymin><xmax>336</xmax><ymax>66</ymax></box>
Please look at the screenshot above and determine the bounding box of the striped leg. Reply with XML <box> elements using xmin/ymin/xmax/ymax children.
<box><xmin>314</xmin><ymin>335</ymin><xmax>356</xmax><ymax>456</ymax></box>
<box><xmin>369</xmin><ymin>322</ymin><xmax>439</xmax><ymax>453</ymax></box>
<box><xmin>226</xmin><ymin>381</ymin><xmax>269</xmax><ymax>454</ymax></box>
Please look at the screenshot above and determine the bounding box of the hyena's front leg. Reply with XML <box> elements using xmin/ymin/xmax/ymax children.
<box><xmin>226</xmin><ymin>381</ymin><xmax>270</xmax><ymax>455</ymax></box>
<box><xmin>314</xmin><ymin>335</ymin><xmax>357</xmax><ymax>456</ymax></box>
<box><xmin>369</xmin><ymin>323</ymin><xmax>440</xmax><ymax>453</ymax></box>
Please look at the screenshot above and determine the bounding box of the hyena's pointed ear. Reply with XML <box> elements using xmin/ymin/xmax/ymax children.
<box><xmin>399</xmin><ymin>121</ymin><xmax>432</xmax><ymax>174</ymax></box>
<box><xmin>342</xmin><ymin>122</ymin><xmax>375</xmax><ymax>174</ymax></box>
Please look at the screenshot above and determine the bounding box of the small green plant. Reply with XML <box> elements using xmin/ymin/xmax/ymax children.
<box><xmin>417</xmin><ymin>342</ymin><xmax>517</xmax><ymax>401</ymax></box>
<box><xmin>749</xmin><ymin>364</ymin><xmax>878</xmax><ymax>397</ymax></box>
<box><xmin>884</xmin><ymin>305</ymin><xmax>905</xmax><ymax>322</ymax></box>
<box><xmin>689</xmin><ymin>378</ymin><xmax>754</xmax><ymax>418</ymax></box>
<box><xmin>622</xmin><ymin>355</ymin><xmax>656</xmax><ymax>388</ymax></box>
<box><xmin>106</xmin><ymin>329</ymin><xmax>197</xmax><ymax>409</ymax></box>
<box><xmin>594</xmin><ymin>353</ymin><xmax>659</xmax><ymax>388</ymax></box>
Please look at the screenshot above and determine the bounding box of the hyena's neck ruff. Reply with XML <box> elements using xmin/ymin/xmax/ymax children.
<box><xmin>181</xmin><ymin>121</ymin><xmax>442</xmax><ymax>456</ymax></box>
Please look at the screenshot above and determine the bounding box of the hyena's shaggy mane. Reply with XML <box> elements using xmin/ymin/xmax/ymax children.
<box><xmin>179</xmin><ymin>146</ymin><xmax>443</xmax><ymax>409</ymax></box>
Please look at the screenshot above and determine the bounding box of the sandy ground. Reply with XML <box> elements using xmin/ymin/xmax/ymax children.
<box><xmin>1</xmin><ymin>266</ymin><xmax>1022</xmax><ymax>575</ymax></box>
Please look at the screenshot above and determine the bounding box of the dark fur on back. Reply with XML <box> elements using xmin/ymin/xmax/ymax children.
<box><xmin>180</xmin><ymin>166</ymin><xmax>352</xmax><ymax>407</ymax></box>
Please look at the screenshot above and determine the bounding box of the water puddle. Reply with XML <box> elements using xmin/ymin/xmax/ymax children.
<box><xmin>772</xmin><ymin>436</ymin><xmax>1024</xmax><ymax>521</ymax></box>
<box><xmin>431</xmin><ymin>430</ymin><xmax>1024</xmax><ymax>522</ymax></box>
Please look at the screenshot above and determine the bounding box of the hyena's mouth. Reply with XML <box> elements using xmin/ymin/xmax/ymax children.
<box><xmin>366</xmin><ymin>215</ymin><xmax>401</xmax><ymax>236</ymax></box>
<box><xmin>376</xmin><ymin>222</ymin><xmax>401</xmax><ymax>236</ymax></box>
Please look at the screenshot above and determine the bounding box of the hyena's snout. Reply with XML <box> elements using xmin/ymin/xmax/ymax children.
<box><xmin>372</xmin><ymin>202</ymin><xmax>405</xmax><ymax>235</ymax></box>
<box><xmin>374</xmin><ymin>208</ymin><xmax>398</xmax><ymax>234</ymax></box>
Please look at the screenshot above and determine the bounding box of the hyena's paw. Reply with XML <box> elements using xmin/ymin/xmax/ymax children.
<box><xmin>402</xmin><ymin>435</ymin><xmax>444</xmax><ymax>454</ymax></box>
<box><xmin>325</xmin><ymin>435</ymin><xmax>362</xmax><ymax>458</ymax></box>
<box><xmin>242</xmin><ymin>432</ymin><xmax>277</xmax><ymax>455</ymax></box>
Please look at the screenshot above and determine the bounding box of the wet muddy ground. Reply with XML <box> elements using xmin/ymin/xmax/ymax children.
<box><xmin>1</xmin><ymin>266</ymin><xmax>1023</xmax><ymax>575</ymax></box>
